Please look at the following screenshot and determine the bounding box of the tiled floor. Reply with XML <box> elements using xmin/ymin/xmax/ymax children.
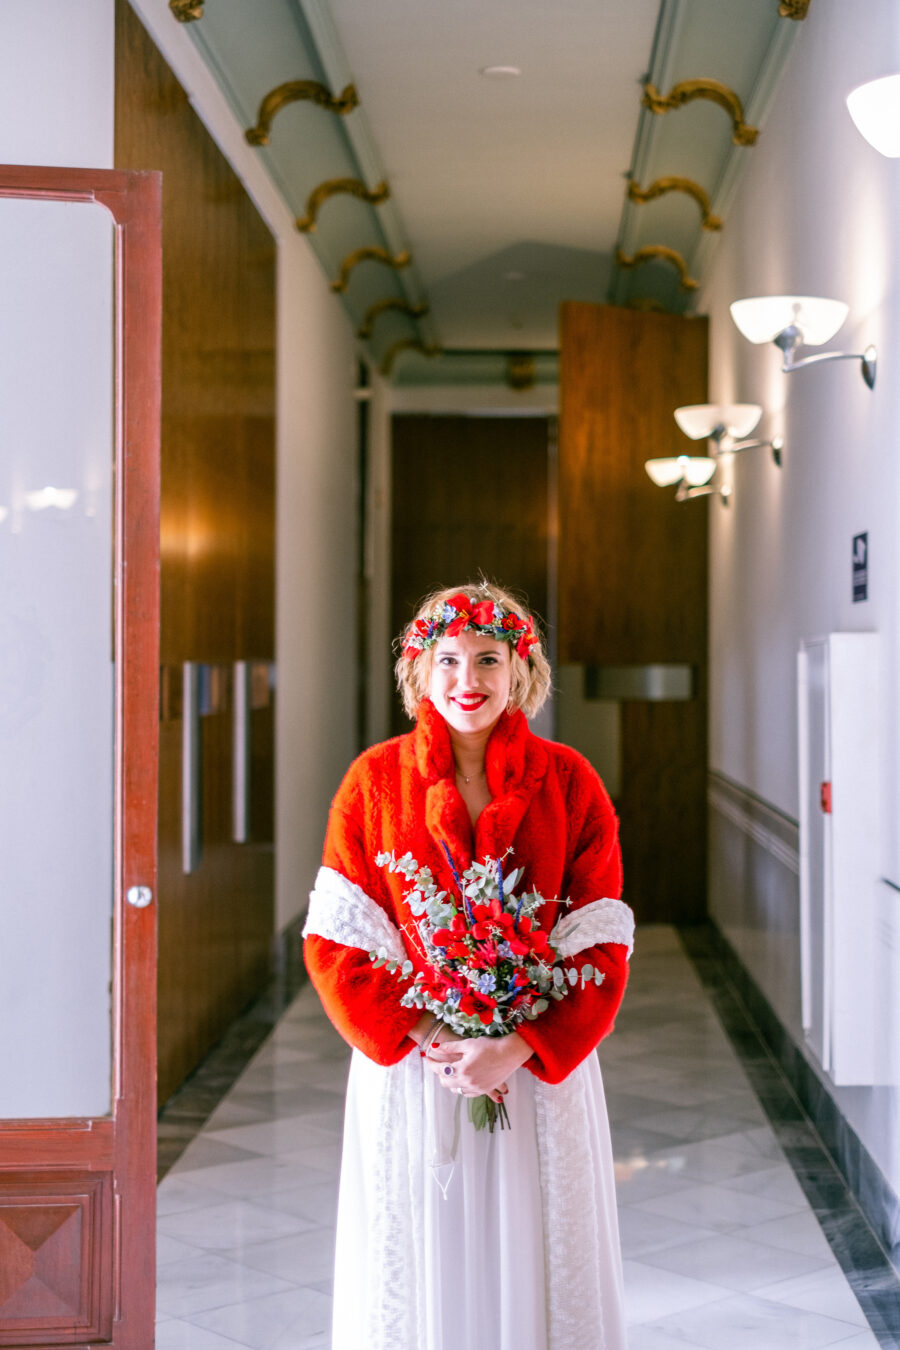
<box><xmin>156</xmin><ymin>928</ymin><xmax>895</xmax><ymax>1349</ymax></box>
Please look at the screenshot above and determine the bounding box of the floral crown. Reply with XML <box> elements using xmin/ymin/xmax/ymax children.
<box><xmin>402</xmin><ymin>591</ymin><xmax>540</xmax><ymax>663</ymax></box>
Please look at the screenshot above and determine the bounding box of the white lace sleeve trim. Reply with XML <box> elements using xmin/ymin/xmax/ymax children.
<box><xmin>549</xmin><ymin>897</ymin><xmax>634</xmax><ymax>959</ymax></box>
<box><xmin>303</xmin><ymin>866</ymin><xmax>406</xmax><ymax>963</ymax></box>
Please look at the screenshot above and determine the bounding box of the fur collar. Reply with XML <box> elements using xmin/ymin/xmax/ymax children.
<box><xmin>411</xmin><ymin>699</ymin><xmax>548</xmax><ymax>870</ymax></box>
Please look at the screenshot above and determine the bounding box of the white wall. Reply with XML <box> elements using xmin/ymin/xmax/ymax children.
<box><xmin>702</xmin><ymin>0</ymin><xmax>900</xmax><ymax>1195</ymax></box>
<box><xmin>275</xmin><ymin>240</ymin><xmax>358</xmax><ymax>926</ymax></box>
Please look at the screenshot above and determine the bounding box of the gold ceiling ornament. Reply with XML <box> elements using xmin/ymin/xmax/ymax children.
<box><xmin>615</xmin><ymin>245</ymin><xmax>699</xmax><ymax>291</ymax></box>
<box><xmin>380</xmin><ymin>339</ymin><xmax>442</xmax><ymax>378</ymax></box>
<box><xmin>296</xmin><ymin>178</ymin><xmax>390</xmax><ymax>233</ymax></box>
<box><xmin>778</xmin><ymin>0</ymin><xmax>811</xmax><ymax>16</ymax></box>
<box><xmin>331</xmin><ymin>246</ymin><xmax>411</xmax><ymax>293</ymax></box>
<box><xmin>642</xmin><ymin>79</ymin><xmax>759</xmax><ymax>146</ymax></box>
<box><xmin>169</xmin><ymin>0</ymin><xmax>204</xmax><ymax>18</ymax></box>
<box><xmin>627</xmin><ymin>176</ymin><xmax>723</xmax><ymax>231</ymax></box>
<box><xmin>357</xmin><ymin>297</ymin><xmax>429</xmax><ymax>340</ymax></box>
<box><xmin>245</xmin><ymin>81</ymin><xmax>359</xmax><ymax>147</ymax></box>
<box><xmin>506</xmin><ymin>354</ymin><xmax>536</xmax><ymax>391</ymax></box>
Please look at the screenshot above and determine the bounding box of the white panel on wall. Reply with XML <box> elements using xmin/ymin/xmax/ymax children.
<box><xmin>0</xmin><ymin>0</ymin><xmax>114</xmax><ymax>168</ymax></box>
<box><xmin>0</xmin><ymin>197</ymin><xmax>115</xmax><ymax>1117</ymax></box>
<box><xmin>798</xmin><ymin>632</ymin><xmax>896</xmax><ymax>1084</ymax></box>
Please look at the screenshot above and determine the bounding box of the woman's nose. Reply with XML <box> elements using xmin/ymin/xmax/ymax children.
<box><xmin>458</xmin><ymin>657</ymin><xmax>480</xmax><ymax>686</ymax></box>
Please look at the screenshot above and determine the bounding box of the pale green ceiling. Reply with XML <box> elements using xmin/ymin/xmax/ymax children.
<box><xmin>174</xmin><ymin>0</ymin><xmax>807</xmax><ymax>385</ymax></box>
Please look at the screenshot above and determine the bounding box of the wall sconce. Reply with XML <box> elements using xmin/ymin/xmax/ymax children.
<box><xmin>730</xmin><ymin>296</ymin><xmax>876</xmax><ymax>389</ymax></box>
<box><xmin>674</xmin><ymin>403</ymin><xmax>784</xmax><ymax>466</ymax></box>
<box><xmin>644</xmin><ymin>401</ymin><xmax>783</xmax><ymax>506</ymax></box>
<box><xmin>847</xmin><ymin>74</ymin><xmax>900</xmax><ymax>157</ymax></box>
<box><xmin>644</xmin><ymin>454</ymin><xmax>731</xmax><ymax>504</ymax></box>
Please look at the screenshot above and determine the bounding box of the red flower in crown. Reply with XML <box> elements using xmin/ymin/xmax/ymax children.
<box><xmin>501</xmin><ymin>611</ymin><xmax>525</xmax><ymax>632</ymax></box>
<box><xmin>444</xmin><ymin>592</ymin><xmax>473</xmax><ymax>636</ymax></box>
<box><xmin>515</xmin><ymin>618</ymin><xmax>538</xmax><ymax>661</ymax></box>
<box><xmin>402</xmin><ymin>617</ymin><xmax>432</xmax><ymax>659</ymax></box>
<box><xmin>470</xmin><ymin>600</ymin><xmax>496</xmax><ymax>625</ymax></box>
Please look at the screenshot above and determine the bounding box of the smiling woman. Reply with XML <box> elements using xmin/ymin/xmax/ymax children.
<box><xmin>303</xmin><ymin>580</ymin><xmax>635</xmax><ymax>1350</ymax></box>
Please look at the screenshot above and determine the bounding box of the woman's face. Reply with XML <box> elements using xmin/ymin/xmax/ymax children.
<box><xmin>428</xmin><ymin>630</ymin><xmax>512</xmax><ymax>739</ymax></box>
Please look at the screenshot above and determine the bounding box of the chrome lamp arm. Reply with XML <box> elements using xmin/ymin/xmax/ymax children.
<box><xmin>775</xmin><ymin>326</ymin><xmax>877</xmax><ymax>389</ymax></box>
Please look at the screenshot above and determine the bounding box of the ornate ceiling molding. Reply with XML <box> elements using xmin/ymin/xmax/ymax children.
<box><xmin>245</xmin><ymin>80</ymin><xmax>359</xmax><ymax>147</ymax></box>
<box><xmin>169</xmin><ymin>0</ymin><xmax>204</xmax><ymax>19</ymax></box>
<box><xmin>778</xmin><ymin>0</ymin><xmax>811</xmax><ymax>16</ymax></box>
<box><xmin>627</xmin><ymin>176</ymin><xmax>723</xmax><ymax>231</ymax></box>
<box><xmin>642</xmin><ymin>79</ymin><xmax>759</xmax><ymax>146</ymax></box>
<box><xmin>357</xmin><ymin>297</ymin><xmax>429</xmax><ymax>340</ymax></box>
<box><xmin>331</xmin><ymin>246</ymin><xmax>412</xmax><ymax>293</ymax></box>
<box><xmin>380</xmin><ymin>339</ymin><xmax>441</xmax><ymax>377</ymax></box>
<box><xmin>295</xmin><ymin>177</ymin><xmax>390</xmax><ymax>233</ymax></box>
<box><xmin>615</xmin><ymin>245</ymin><xmax>699</xmax><ymax>291</ymax></box>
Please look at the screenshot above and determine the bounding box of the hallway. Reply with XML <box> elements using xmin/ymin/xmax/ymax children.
<box><xmin>154</xmin><ymin>928</ymin><xmax>897</xmax><ymax>1350</ymax></box>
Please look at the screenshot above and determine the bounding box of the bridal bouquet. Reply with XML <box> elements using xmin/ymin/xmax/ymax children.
<box><xmin>370</xmin><ymin>844</ymin><xmax>606</xmax><ymax>1131</ymax></box>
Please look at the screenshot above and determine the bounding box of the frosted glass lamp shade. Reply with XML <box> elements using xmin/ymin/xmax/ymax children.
<box><xmin>730</xmin><ymin>296</ymin><xmax>848</xmax><ymax>346</ymax></box>
<box><xmin>645</xmin><ymin>456</ymin><xmax>716</xmax><ymax>488</ymax></box>
<box><xmin>674</xmin><ymin>403</ymin><xmax>762</xmax><ymax>441</ymax></box>
<box><xmin>847</xmin><ymin>74</ymin><xmax>900</xmax><ymax>157</ymax></box>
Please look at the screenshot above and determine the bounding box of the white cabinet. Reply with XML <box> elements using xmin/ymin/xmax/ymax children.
<box><xmin>798</xmin><ymin>633</ymin><xmax>898</xmax><ymax>1084</ymax></box>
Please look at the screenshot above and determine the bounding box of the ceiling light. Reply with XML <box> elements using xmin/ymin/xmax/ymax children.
<box><xmin>730</xmin><ymin>295</ymin><xmax>876</xmax><ymax>388</ymax></box>
<box><xmin>480</xmin><ymin>65</ymin><xmax>522</xmax><ymax>79</ymax></box>
<box><xmin>675</xmin><ymin>403</ymin><xmax>762</xmax><ymax>441</ymax></box>
<box><xmin>847</xmin><ymin>74</ymin><xmax>900</xmax><ymax>157</ymax></box>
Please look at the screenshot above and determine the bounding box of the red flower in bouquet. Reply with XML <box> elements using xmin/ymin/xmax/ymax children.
<box><xmin>371</xmin><ymin>845</ymin><xmax>608</xmax><ymax>1131</ymax></box>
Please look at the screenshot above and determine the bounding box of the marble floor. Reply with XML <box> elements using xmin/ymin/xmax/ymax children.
<box><xmin>155</xmin><ymin>927</ymin><xmax>898</xmax><ymax>1349</ymax></box>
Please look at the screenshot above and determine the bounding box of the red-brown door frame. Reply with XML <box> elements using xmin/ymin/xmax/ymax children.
<box><xmin>0</xmin><ymin>166</ymin><xmax>161</xmax><ymax>1348</ymax></box>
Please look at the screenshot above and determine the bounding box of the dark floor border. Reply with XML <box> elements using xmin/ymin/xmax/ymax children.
<box><xmin>679</xmin><ymin>922</ymin><xmax>900</xmax><ymax>1350</ymax></box>
<box><xmin>157</xmin><ymin>910</ymin><xmax>309</xmax><ymax>1180</ymax></box>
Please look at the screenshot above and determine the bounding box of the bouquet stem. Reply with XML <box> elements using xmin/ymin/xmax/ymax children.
<box><xmin>467</xmin><ymin>1094</ymin><xmax>511</xmax><ymax>1133</ymax></box>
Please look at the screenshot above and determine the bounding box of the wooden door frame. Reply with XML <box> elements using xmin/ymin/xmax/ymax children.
<box><xmin>0</xmin><ymin>166</ymin><xmax>161</xmax><ymax>1347</ymax></box>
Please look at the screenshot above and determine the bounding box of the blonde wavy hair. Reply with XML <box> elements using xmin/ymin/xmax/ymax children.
<box><xmin>394</xmin><ymin>581</ymin><xmax>551</xmax><ymax>721</ymax></box>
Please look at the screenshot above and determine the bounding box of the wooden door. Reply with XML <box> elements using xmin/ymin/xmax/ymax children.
<box><xmin>0</xmin><ymin>167</ymin><xmax>161</xmax><ymax>1347</ymax></box>
<box><xmin>391</xmin><ymin>414</ymin><xmax>550</xmax><ymax>734</ymax></box>
<box><xmin>559</xmin><ymin>302</ymin><xmax>708</xmax><ymax>923</ymax></box>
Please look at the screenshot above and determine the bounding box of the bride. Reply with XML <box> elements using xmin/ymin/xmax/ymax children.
<box><xmin>304</xmin><ymin>582</ymin><xmax>634</xmax><ymax>1350</ymax></box>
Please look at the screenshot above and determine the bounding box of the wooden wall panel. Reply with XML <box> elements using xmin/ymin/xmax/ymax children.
<box><xmin>559</xmin><ymin>302</ymin><xmax>708</xmax><ymax>923</ymax></box>
<box><xmin>115</xmin><ymin>1</ymin><xmax>276</xmax><ymax>1103</ymax></box>
<box><xmin>391</xmin><ymin>415</ymin><xmax>550</xmax><ymax>735</ymax></box>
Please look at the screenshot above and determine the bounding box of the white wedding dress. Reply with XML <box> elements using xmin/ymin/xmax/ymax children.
<box><xmin>305</xmin><ymin>867</ymin><xmax>632</xmax><ymax>1350</ymax></box>
<box><xmin>331</xmin><ymin>1045</ymin><xmax>626</xmax><ymax>1350</ymax></box>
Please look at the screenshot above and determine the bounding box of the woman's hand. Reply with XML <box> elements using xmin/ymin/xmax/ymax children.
<box><xmin>427</xmin><ymin>1032</ymin><xmax>531</xmax><ymax>1103</ymax></box>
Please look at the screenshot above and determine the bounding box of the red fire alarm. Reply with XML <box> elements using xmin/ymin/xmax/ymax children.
<box><xmin>820</xmin><ymin>781</ymin><xmax>832</xmax><ymax>814</ymax></box>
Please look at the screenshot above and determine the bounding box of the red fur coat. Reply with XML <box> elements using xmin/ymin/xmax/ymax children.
<box><xmin>304</xmin><ymin>699</ymin><xmax>629</xmax><ymax>1084</ymax></box>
